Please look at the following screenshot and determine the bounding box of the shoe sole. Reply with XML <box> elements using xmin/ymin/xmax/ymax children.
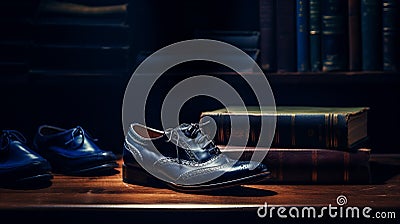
<box><xmin>16</xmin><ymin>173</ymin><xmax>53</xmax><ymax>183</ymax></box>
<box><xmin>0</xmin><ymin>173</ymin><xmax>53</xmax><ymax>188</ymax></box>
<box><xmin>168</xmin><ymin>171</ymin><xmax>271</xmax><ymax>192</ymax></box>
<box><xmin>62</xmin><ymin>162</ymin><xmax>119</xmax><ymax>176</ymax></box>
<box><xmin>122</xmin><ymin>164</ymin><xmax>271</xmax><ymax>192</ymax></box>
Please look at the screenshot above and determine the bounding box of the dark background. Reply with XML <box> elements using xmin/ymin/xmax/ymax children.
<box><xmin>0</xmin><ymin>0</ymin><xmax>399</xmax><ymax>155</ymax></box>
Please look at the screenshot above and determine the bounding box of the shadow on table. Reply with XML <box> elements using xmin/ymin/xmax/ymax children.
<box><xmin>188</xmin><ymin>185</ymin><xmax>277</xmax><ymax>197</ymax></box>
<box><xmin>369</xmin><ymin>154</ymin><xmax>400</xmax><ymax>184</ymax></box>
<box><xmin>0</xmin><ymin>179</ymin><xmax>53</xmax><ymax>190</ymax></box>
<box><xmin>0</xmin><ymin>167</ymin><xmax>120</xmax><ymax>190</ymax></box>
<box><xmin>68</xmin><ymin>167</ymin><xmax>121</xmax><ymax>177</ymax></box>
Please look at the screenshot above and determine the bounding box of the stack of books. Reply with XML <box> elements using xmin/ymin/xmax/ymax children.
<box><xmin>193</xmin><ymin>30</ymin><xmax>260</xmax><ymax>62</ymax></box>
<box><xmin>259</xmin><ymin>0</ymin><xmax>399</xmax><ymax>72</ymax></box>
<box><xmin>200</xmin><ymin>106</ymin><xmax>371</xmax><ymax>184</ymax></box>
<box><xmin>0</xmin><ymin>1</ymin><xmax>37</xmax><ymax>75</ymax></box>
<box><xmin>30</xmin><ymin>0</ymin><xmax>132</xmax><ymax>74</ymax></box>
<box><xmin>135</xmin><ymin>30</ymin><xmax>261</xmax><ymax>73</ymax></box>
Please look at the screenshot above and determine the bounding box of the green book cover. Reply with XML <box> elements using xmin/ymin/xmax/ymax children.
<box><xmin>200</xmin><ymin>106</ymin><xmax>369</xmax><ymax>150</ymax></box>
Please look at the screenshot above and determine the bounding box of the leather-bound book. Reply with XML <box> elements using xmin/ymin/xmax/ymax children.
<box><xmin>361</xmin><ymin>0</ymin><xmax>382</xmax><ymax>71</ymax></box>
<box><xmin>296</xmin><ymin>0</ymin><xmax>310</xmax><ymax>72</ymax></box>
<box><xmin>221</xmin><ymin>146</ymin><xmax>371</xmax><ymax>184</ymax></box>
<box><xmin>194</xmin><ymin>30</ymin><xmax>260</xmax><ymax>49</ymax></box>
<box><xmin>259</xmin><ymin>0</ymin><xmax>276</xmax><ymax>71</ymax></box>
<box><xmin>193</xmin><ymin>30</ymin><xmax>261</xmax><ymax>62</ymax></box>
<box><xmin>321</xmin><ymin>0</ymin><xmax>348</xmax><ymax>71</ymax></box>
<box><xmin>348</xmin><ymin>0</ymin><xmax>362</xmax><ymax>71</ymax></box>
<box><xmin>200</xmin><ymin>106</ymin><xmax>369</xmax><ymax>151</ymax></box>
<box><xmin>382</xmin><ymin>0</ymin><xmax>399</xmax><ymax>71</ymax></box>
<box><xmin>275</xmin><ymin>0</ymin><xmax>297</xmax><ymax>72</ymax></box>
<box><xmin>309</xmin><ymin>0</ymin><xmax>322</xmax><ymax>72</ymax></box>
<box><xmin>31</xmin><ymin>45</ymin><xmax>130</xmax><ymax>72</ymax></box>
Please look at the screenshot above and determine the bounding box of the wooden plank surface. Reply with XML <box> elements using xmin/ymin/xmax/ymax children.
<box><xmin>0</xmin><ymin>154</ymin><xmax>399</xmax><ymax>210</ymax></box>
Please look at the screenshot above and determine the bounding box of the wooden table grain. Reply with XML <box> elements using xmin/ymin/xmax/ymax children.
<box><xmin>0</xmin><ymin>154</ymin><xmax>399</xmax><ymax>223</ymax></box>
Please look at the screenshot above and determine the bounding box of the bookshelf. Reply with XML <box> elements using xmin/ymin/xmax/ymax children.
<box><xmin>126</xmin><ymin>0</ymin><xmax>399</xmax><ymax>154</ymax></box>
<box><xmin>0</xmin><ymin>0</ymin><xmax>131</xmax><ymax>154</ymax></box>
<box><xmin>128</xmin><ymin>70</ymin><xmax>399</xmax><ymax>154</ymax></box>
<box><xmin>0</xmin><ymin>0</ymin><xmax>399</xmax><ymax>155</ymax></box>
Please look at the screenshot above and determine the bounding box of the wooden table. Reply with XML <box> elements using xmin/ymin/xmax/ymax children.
<box><xmin>1</xmin><ymin>154</ymin><xmax>399</xmax><ymax>224</ymax></box>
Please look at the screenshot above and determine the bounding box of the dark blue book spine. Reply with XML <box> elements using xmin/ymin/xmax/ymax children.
<box><xmin>297</xmin><ymin>0</ymin><xmax>310</xmax><ymax>72</ymax></box>
<box><xmin>361</xmin><ymin>0</ymin><xmax>382</xmax><ymax>71</ymax></box>
<box><xmin>382</xmin><ymin>0</ymin><xmax>399</xmax><ymax>71</ymax></box>
<box><xmin>321</xmin><ymin>0</ymin><xmax>348</xmax><ymax>72</ymax></box>
<box><xmin>259</xmin><ymin>0</ymin><xmax>276</xmax><ymax>71</ymax></box>
<box><xmin>276</xmin><ymin>0</ymin><xmax>297</xmax><ymax>72</ymax></box>
<box><xmin>309</xmin><ymin>0</ymin><xmax>322</xmax><ymax>72</ymax></box>
<box><xmin>348</xmin><ymin>0</ymin><xmax>362</xmax><ymax>71</ymax></box>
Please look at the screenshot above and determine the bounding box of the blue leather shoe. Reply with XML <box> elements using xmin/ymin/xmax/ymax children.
<box><xmin>33</xmin><ymin>125</ymin><xmax>118</xmax><ymax>175</ymax></box>
<box><xmin>123</xmin><ymin>123</ymin><xmax>270</xmax><ymax>191</ymax></box>
<box><xmin>0</xmin><ymin>130</ymin><xmax>52</xmax><ymax>186</ymax></box>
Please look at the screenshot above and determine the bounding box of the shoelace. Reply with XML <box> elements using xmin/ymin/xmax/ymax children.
<box><xmin>0</xmin><ymin>130</ymin><xmax>27</xmax><ymax>152</ymax></box>
<box><xmin>64</xmin><ymin>126</ymin><xmax>97</xmax><ymax>149</ymax></box>
<box><xmin>165</xmin><ymin>121</ymin><xmax>219</xmax><ymax>163</ymax></box>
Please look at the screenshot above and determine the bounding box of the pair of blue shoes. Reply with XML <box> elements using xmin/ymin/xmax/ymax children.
<box><xmin>0</xmin><ymin>125</ymin><xmax>118</xmax><ymax>187</ymax></box>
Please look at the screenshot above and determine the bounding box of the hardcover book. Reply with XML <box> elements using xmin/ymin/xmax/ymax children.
<box><xmin>259</xmin><ymin>0</ymin><xmax>276</xmax><ymax>71</ymax></box>
<box><xmin>200</xmin><ymin>106</ymin><xmax>369</xmax><ymax>150</ymax></box>
<box><xmin>221</xmin><ymin>146</ymin><xmax>371</xmax><ymax>184</ymax></box>
<box><xmin>34</xmin><ymin>22</ymin><xmax>131</xmax><ymax>46</ymax></box>
<box><xmin>296</xmin><ymin>0</ymin><xmax>310</xmax><ymax>72</ymax></box>
<box><xmin>276</xmin><ymin>0</ymin><xmax>297</xmax><ymax>72</ymax></box>
<box><xmin>193</xmin><ymin>30</ymin><xmax>260</xmax><ymax>62</ymax></box>
<box><xmin>382</xmin><ymin>0</ymin><xmax>399</xmax><ymax>71</ymax></box>
<box><xmin>348</xmin><ymin>0</ymin><xmax>362</xmax><ymax>71</ymax></box>
<box><xmin>194</xmin><ymin>30</ymin><xmax>260</xmax><ymax>49</ymax></box>
<box><xmin>31</xmin><ymin>0</ymin><xmax>130</xmax><ymax>73</ymax></box>
<box><xmin>36</xmin><ymin>0</ymin><xmax>129</xmax><ymax>25</ymax></box>
<box><xmin>321</xmin><ymin>0</ymin><xmax>348</xmax><ymax>71</ymax></box>
<box><xmin>134</xmin><ymin>47</ymin><xmax>260</xmax><ymax>73</ymax></box>
<box><xmin>361</xmin><ymin>0</ymin><xmax>382</xmax><ymax>71</ymax></box>
<box><xmin>31</xmin><ymin>45</ymin><xmax>130</xmax><ymax>72</ymax></box>
<box><xmin>309</xmin><ymin>0</ymin><xmax>322</xmax><ymax>72</ymax></box>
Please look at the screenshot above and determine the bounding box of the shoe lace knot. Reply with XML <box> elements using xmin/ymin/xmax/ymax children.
<box><xmin>0</xmin><ymin>130</ymin><xmax>27</xmax><ymax>153</ymax></box>
<box><xmin>64</xmin><ymin>126</ymin><xmax>97</xmax><ymax>149</ymax></box>
<box><xmin>182</xmin><ymin>122</ymin><xmax>217</xmax><ymax>150</ymax></box>
<box><xmin>165</xmin><ymin>121</ymin><xmax>220</xmax><ymax>163</ymax></box>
